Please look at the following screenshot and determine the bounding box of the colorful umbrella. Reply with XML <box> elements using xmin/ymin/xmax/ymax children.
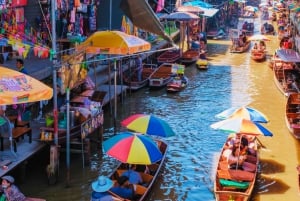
<box><xmin>77</xmin><ymin>30</ymin><xmax>151</xmax><ymax>55</ymax></box>
<box><xmin>210</xmin><ymin>118</ymin><xmax>273</xmax><ymax>136</ymax></box>
<box><xmin>121</xmin><ymin>114</ymin><xmax>175</xmax><ymax>137</ymax></box>
<box><xmin>0</xmin><ymin>66</ymin><xmax>53</xmax><ymax>105</ymax></box>
<box><xmin>215</xmin><ymin>106</ymin><xmax>269</xmax><ymax>123</ymax></box>
<box><xmin>103</xmin><ymin>132</ymin><xmax>162</xmax><ymax>164</ymax></box>
<box><xmin>248</xmin><ymin>34</ymin><xmax>271</xmax><ymax>41</ymax></box>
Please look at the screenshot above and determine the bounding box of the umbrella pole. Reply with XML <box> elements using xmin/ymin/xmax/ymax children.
<box><xmin>66</xmin><ymin>88</ymin><xmax>70</xmax><ymax>187</ymax></box>
<box><xmin>114</xmin><ymin>59</ymin><xmax>117</xmax><ymax>135</ymax></box>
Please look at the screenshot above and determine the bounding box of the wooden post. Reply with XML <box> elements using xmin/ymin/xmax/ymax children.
<box><xmin>47</xmin><ymin>145</ymin><xmax>59</xmax><ymax>185</ymax></box>
<box><xmin>84</xmin><ymin>138</ymin><xmax>91</xmax><ymax>166</ymax></box>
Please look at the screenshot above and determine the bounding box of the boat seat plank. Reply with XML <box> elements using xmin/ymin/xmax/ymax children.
<box><xmin>217</xmin><ymin>169</ymin><xmax>255</xmax><ymax>182</ymax></box>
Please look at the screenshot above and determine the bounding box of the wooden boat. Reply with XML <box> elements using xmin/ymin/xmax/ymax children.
<box><xmin>149</xmin><ymin>63</ymin><xmax>175</xmax><ymax>88</ymax></box>
<box><xmin>157</xmin><ymin>50</ymin><xmax>180</xmax><ymax>64</ymax></box>
<box><xmin>166</xmin><ymin>75</ymin><xmax>188</xmax><ymax>92</ymax></box>
<box><xmin>230</xmin><ymin>40</ymin><xmax>251</xmax><ymax>53</ymax></box>
<box><xmin>196</xmin><ymin>59</ymin><xmax>208</xmax><ymax>70</ymax></box>
<box><xmin>123</xmin><ymin>64</ymin><xmax>158</xmax><ymax>91</ymax></box>
<box><xmin>285</xmin><ymin>93</ymin><xmax>300</xmax><ymax>139</ymax></box>
<box><xmin>180</xmin><ymin>49</ymin><xmax>199</xmax><ymax>64</ymax></box>
<box><xmin>273</xmin><ymin>49</ymin><xmax>300</xmax><ymax>96</ymax></box>
<box><xmin>108</xmin><ymin>139</ymin><xmax>168</xmax><ymax>201</ymax></box>
<box><xmin>250</xmin><ymin>49</ymin><xmax>266</xmax><ymax>62</ymax></box>
<box><xmin>214</xmin><ymin>137</ymin><xmax>259</xmax><ymax>201</ymax></box>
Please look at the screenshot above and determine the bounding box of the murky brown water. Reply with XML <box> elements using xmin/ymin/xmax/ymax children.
<box><xmin>17</xmin><ymin>18</ymin><xmax>300</xmax><ymax>201</ymax></box>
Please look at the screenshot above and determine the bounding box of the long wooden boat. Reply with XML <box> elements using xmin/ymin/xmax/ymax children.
<box><xmin>149</xmin><ymin>63</ymin><xmax>174</xmax><ymax>88</ymax></box>
<box><xmin>273</xmin><ymin>49</ymin><xmax>300</xmax><ymax>96</ymax></box>
<box><xmin>157</xmin><ymin>50</ymin><xmax>180</xmax><ymax>64</ymax></box>
<box><xmin>230</xmin><ymin>41</ymin><xmax>251</xmax><ymax>53</ymax></box>
<box><xmin>285</xmin><ymin>93</ymin><xmax>300</xmax><ymax>139</ymax></box>
<box><xmin>108</xmin><ymin>139</ymin><xmax>168</xmax><ymax>201</ymax></box>
<box><xmin>166</xmin><ymin>75</ymin><xmax>188</xmax><ymax>92</ymax></box>
<box><xmin>180</xmin><ymin>49</ymin><xmax>199</xmax><ymax>64</ymax></box>
<box><xmin>123</xmin><ymin>64</ymin><xmax>158</xmax><ymax>91</ymax></box>
<box><xmin>250</xmin><ymin>49</ymin><xmax>266</xmax><ymax>62</ymax></box>
<box><xmin>214</xmin><ymin>137</ymin><xmax>259</xmax><ymax>201</ymax></box>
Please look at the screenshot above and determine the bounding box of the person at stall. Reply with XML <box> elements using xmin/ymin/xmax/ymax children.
<box><xmin>16</xmin><ymin>59</ymin><xmax>28</xmax><ymax>75</ymax></box>
<box><xmin>0</xmin><ymin>175</ymin><xmax>26</xmax><ymax>201</ymax></box>
<box><xmin>90</xmin><ymin>176</ymin><xmax>115</xmax><ymax>201</ymax></box>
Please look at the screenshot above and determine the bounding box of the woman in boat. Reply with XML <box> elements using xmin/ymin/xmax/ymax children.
<box><xmin>110</xmin><ymin>176</ymin><xmax>135</xmax><ymax>200</ymax></box>
<box><xmin>121</xmin><ymin>164</ymin><xmax>143</xmax><ymax>185</ymax></box>
<box><xmin>90</xmin><ymin>176</ymin><xmax>115</xmax><ymax>201</ymax></box>
<box><xmin>0</xmin><ymin>175</ymin><xmax>26</xmax><ymax>201</ymax></box>
<box><xmin>227</xmin><ymin>145</ymin><xmax>255</xmax><ymax>170</ymax></box>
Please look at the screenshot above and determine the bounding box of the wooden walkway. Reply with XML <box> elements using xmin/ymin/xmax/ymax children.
<box><xmin>0</xmin><ymin>31</ymin><xmax>179</xmax><ymax>178</ymax></box>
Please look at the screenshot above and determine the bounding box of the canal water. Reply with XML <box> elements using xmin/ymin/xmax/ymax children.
<box><xmin>19</xmin><ymin>20</ymin><xmax>300</xmax><ymax>201</ymax></box>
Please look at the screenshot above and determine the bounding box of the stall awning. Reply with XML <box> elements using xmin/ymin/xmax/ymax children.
<box><xmin>182</xmin><ymin>1</ymin><xmax>219</xmax><ymax>18</ymax></box>
<box><xmin>201</xmin><ymin>7</ymin><xmax>219</xmax><ymax>17</ymax></box>
<box><xmin>276</xmin><ymin>49</ymin><xmax>300</xmax><ymax>63</ymax></box>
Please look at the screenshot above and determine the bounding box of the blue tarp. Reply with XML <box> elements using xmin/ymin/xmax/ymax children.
<box><xmin>183</xmin><ymin>0</ymin><xmax>213</xmax><ymax>9</ymax></box>
<box><xmin>182</xmin><ymin>1</ymin><xmax>219</xmax><ymax>17</ymax></box>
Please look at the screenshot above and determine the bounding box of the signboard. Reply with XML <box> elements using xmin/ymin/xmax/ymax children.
<box><xmin>171</xmin><ymin>64</ymin><xmax>185</xmax><ymax>74</ymax></box>
<box><xmin>81</xmin><ymin>112</ymin><xmax>103</xmax><ymax>139</ymax></box>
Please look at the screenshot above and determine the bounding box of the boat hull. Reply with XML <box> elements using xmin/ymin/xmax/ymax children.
<box><xmin>149</xmin><ymin>63</ymin><xmax>174</xmax><ymax>88</ymax></box>
<box><xmin>166</xmin><ymin>76</ymin><xmax>188</xmax><ymax>92</ymax></box>
<box><xmin>180</xmin><ymin>49</ymin><xmax>199</xmax><ymax>64</ymax></box>
<box><xmin>157</xmin><ymin>50</ymin><xmax>180</xmax><ymax>64</ymax></box>
<box><xmin>214</xmin><ymin>138</ymin><xmax>258</xmax><ymax>201</ymax></box>
<box><xmin>124</xmin><ymin>64</ymin><xmax>158</xmax><ymax>91</ymax></box>
<box><xmin>230</xmin><ymin>41</ymin><xmax>251</xmax><ymax>53</ymax></box>
<box><xmin>109</xmin><ymin>140</ymin><xmax>168</xmax><ymax>201</ymax></box>
<box><xmin>196</xmin><ymin>59</ymin><xmax>208</xmax><ymax>70</ymax></box>
<box><xmin>251</xmin><ymin>50</ymin><xmax>266</xmax><ymax>62</ymax></box>
<box><xmin>285</xmin><ymin>93</ymin><xmax>300</xmax><ymax>139</ymax></box>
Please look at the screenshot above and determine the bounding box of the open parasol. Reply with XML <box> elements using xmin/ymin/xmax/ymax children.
<box><xmin>121</xmin><ymin>114</ymin><xmax>175</xmax><ymax>137</ymax></box>
<box><xmin>0</xmin><ymin>66</ymin><xmax>53</xmax><ymax>105</ymax></box>
<box><xmin>103</xmin><ymin>132</ymin><xmax>162</xmax><ymax>164</ymax></box>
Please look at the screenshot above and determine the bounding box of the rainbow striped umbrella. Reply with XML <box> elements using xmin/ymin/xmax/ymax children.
<box><xmin>121</xmin><ymin>114</ymin><xmax>175</xmax><ymax>137</ymax></box>
<box><xmin>215</xmin><ymin>106</ymin><xmax>269</xmax><ymax>123</ymax></box>
<box><xmin>210</xmin><ymin>118</ymin><xmax>273</xmax><ymax>137</ymax></box>
<box><xmin>103</xmin><ymin>132</ymin><xmax>162</xmax><ymax>164</ymax></box>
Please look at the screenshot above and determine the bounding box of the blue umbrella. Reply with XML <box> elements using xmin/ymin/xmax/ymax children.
<box><xmin>215</xmin><ymin>106</ymin><xmax>269</xmax><ymax>123</ymax></box>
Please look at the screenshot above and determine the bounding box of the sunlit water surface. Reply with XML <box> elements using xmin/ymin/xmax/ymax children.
<box><xmin>19</xmin><ymin>19</ymin><xmax>300</xmax><ymax>201</ymax></box>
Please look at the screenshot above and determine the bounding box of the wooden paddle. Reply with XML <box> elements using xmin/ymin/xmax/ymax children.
<box><xmin>256</xmin><ymin>137</ymin><xmax>267</xmax><ymax>149</ymax></box>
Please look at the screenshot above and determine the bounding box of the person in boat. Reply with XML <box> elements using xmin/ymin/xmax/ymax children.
<box><xmin>110</xmin><ymin>176</ymin><xmax>135</xmax><ymax>200</ymax></box>
<box><xmin>121</xmin><ymin>164</ymin><xmax>143</xmax><ymax>185</ymax></box>
<box><xmin>227</xmin><ymin>144</ymin><xmax>256</xmax><ymax>172</ymax></box>
<box><xmin>199</xmin><ymin>40</ymin><xmax>207</xmax><ymax>59</ymax></box>
<box><xmin>253</xmin><ymin>43</ymin><xmax>258</xmax><ymax>52</ymax></box>
<box><xmin>90</xmin><ymin>175</ymin><xmax>115</xmax><ymax>201</ymax></box>
<box><xmin>0</xmin><ymin>175</ymin><xmax>26</xmax><ymax>201</ymax></box>
<box><xmin>259</xmin><ymin>40</ymin><xmax>266</xmax><ymax>51</ymax></box>
<box><xmin>238</xmin><ymin>34</ymin><xmax>244</xmax><ymax>47</ymax></box>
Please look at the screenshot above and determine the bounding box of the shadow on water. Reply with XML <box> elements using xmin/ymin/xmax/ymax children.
<box><xmin>252</xmin><ymin>175</ymin><xmax>290</xmax><ymax>201</ymax></box>
<box><xmin>259</xmin><ymin>158</ymin><xmax>285</xmax><ymax>174</ymax></box>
